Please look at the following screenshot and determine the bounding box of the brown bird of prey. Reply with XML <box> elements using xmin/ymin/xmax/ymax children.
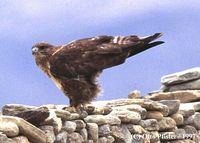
<box><xmin>32</xmin><ymin>33</ymin><xmax>164</xmax><ymax>109</ymax></box>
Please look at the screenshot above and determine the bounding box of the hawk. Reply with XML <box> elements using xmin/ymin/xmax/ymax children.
<box><xmin>32</xmin><ymin>33</ymin><xmax>164</xmax><ymax>109</ymax></box>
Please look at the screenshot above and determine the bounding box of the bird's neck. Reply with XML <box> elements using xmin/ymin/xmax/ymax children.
<box><xmin>35</xmin><ymin>55</ymin><xmax>51</xmax><ymax>76</ymax></box>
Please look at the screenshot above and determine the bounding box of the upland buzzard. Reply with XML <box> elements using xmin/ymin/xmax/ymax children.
<box><xmin>32</xmin><ymin>33</ymin><xmax>164</xmax><ymax>108</ymax></box>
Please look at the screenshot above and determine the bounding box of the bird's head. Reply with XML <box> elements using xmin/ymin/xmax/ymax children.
<box><xmin>32</xmin><ymin>42</ymin><xmax>54</xmax><ymax>57</ymax></box>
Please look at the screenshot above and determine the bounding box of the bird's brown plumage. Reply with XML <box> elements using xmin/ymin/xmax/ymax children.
<box><xmin>32</xmin><ymin>33</ymin><xmax>164</xmax><ymax>107</ymax></box>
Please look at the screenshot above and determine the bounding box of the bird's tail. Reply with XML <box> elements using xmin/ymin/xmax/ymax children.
<box><xmin>127</xmin><ymin>33</ymin><xmax>164</xmax><ymax>58</ymax></box>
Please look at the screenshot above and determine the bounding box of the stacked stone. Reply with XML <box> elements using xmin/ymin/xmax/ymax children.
<box><xmin>160</xmin><ymin>67</ymin><xmax>200</xmax><ymax>92</ymax></box>
<box><xmin>0</xmin><ymin>98</ymin><xmax>189</xmax><ymax>143</ymax></box>
<box><xmin>1</xmin><ymin>67</ymin><xmax>200</xmax><ymax>143</ymax></box>
<box><xmin>146</xmin><ymin>67</ymin><xmax>200</xmax><ymax>143</ymax></box>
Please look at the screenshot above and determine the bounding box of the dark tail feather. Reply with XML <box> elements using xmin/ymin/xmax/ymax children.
<box><xmin>128</xmin><ymin>41</ymin><xmax>164</xmax><ymax>58</ymax></box>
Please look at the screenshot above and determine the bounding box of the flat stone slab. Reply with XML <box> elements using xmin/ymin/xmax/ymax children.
<box><xmin>2</xmin><ymin>105</ymin><xmax>49</xmax><ymax>125</ymax></box>
<box><xmin>147</xmin><ymin>90</ymin><xmax>200</xmax><ymax>103</ymax></box>
<box><xmin>161</xmin><ymin>67</ymin><xmax>200</xmax><ymax>86</ymax></box>
<box><xmin>162</xmin><ymin>79</ymin><xmax>200</xmax><ymax>92</ymax></box>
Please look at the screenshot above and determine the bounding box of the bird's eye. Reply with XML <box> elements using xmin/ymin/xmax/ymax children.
<box><xmin>32</xmin><ymin>47</ymin><xmax>39</xmax><ymax>54</ymax></box>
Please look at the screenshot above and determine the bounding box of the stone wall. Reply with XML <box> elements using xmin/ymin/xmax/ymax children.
<box><xmin>1</xmin><ymin>67</ymin><xmax>200</xmax><ymax>143</ymax></box>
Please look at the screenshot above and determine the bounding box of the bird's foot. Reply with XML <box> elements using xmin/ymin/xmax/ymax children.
<box><xmin>76</xmin><ymin>104</ymin><xmax>88</xmax><ymax>118</ymax></box>
<box><xmin>62</xmin><ymin>106</ymin><xmax>77</xmax><ymax>113</ymax></box>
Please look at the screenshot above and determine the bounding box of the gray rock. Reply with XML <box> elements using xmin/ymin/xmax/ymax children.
<box><xmin>55</xmin><ymin>131</ymin><xmax>68</xmax><ymax>143</ymax></box>
<box><xmin>110</xmin><ymin>126</ymin><xmax>125</xmax><ymax>143</ymax></box>
<box><xmin>78</xmin><ymin>128</ymin><xmax>87</xmax><ymax>142</ymax></box>
<box><xmin>170</xmin><ymin>113</ymin><xmax>184</xmax><ymax>126</ymax></box>
<box><xmin>2</xmin><ymin>105</ymin><xmax>49</xmax><ymax>125</ymax></box>
<box><xmin>106</xmin><ymin>98</ymin><xmax>148</xmax><ymax>107</ymax></box>
<box><xmin>107</xmin><ymin>135</ymin><xmax>115</xmax><ymax>143</ymax></box>
<box><xmin>12</xmin><ymin>136</ymin><xmax>30</xmax><ymax>143</ymax></box>
<box><xmin>121</xmin><ymin>125</ymin><xmax>133</xmax><ymax>143</ymax></box>
<box><xmin>139</xmin><ymin>119</ymin><xmax>159</xmax><ymax>131</ymax></box>
<box><xmin>178</xmin><ymin>104</ymin><xmax>195</xmax><ymax>117</ymax></box>
<box><xmin>128</xmin><ymin>90</ymin><xmax>141</xmax><ymax>99</ymax></box>
<box><xmin>192</xmin><ymin>102</ymin><xmax>200</xmax><ymax>111</ymax></box>
<box><xmin>111</xmin><ymin>126</ymin><xmax>133</xmax><ymax>143</ymax></box>
<box><xmin>141</xmin><ymin>101</ymin><xmax>169</xmax><ymax>116</ymax></box>
<box><xmin>40</xmin><ymin>110</ymin><xmax>62</xmax><ymax>134</ymax></box>
<box><xmin>110</xmin><ymin>109</ymin><xmax>141</xmax><ymax>124</ymax></box>
<box><xmin>113</xmin><ymin>104</ymin><xmax>147</xmax><ymax>119</ymax></box>
<box><xmin>98</xmin><ymin>137</ymin><xmax>107</xmax><ymax>143</ymax></box>
<box><xmin>163</xmin><ymin>79</ymin><xmax>200</xmax><ymax>92</ymax></box>
<box><xmin>184</xmin><ymin>114</ymin><xmax>195</xmax><ymax>125</ymax></box>
<box><xmin>39</xmin><ymin>125</ymin><xmax>55</xmax><ymax>143</ymax></box>
<box><xmin>173</xmin><ymin>129</ymin><xmax>186</xmax><ymax>139</ymax></box>
<box><xmin>104</xmin><ymin>115</ymin><xmax>121</xmax><ymax>125</ymax></box>
<box><xmin>193</xmin><ymin>112</ymin><xmax>200</xmax><ymax>129</ymax></box>
<box><xmin>67</xmin><ymin>132</ymin><xmax>83</xmax><ymax>143</ymax></box>
<box><xmin>158</xmin><ymin>117</ymin><xmax>176</xmax><ymax>131</ymax></box>
<box><xmin>161</xmin><ymin>67</ymin><xmax>200</xmax><ymax>86</ymax></box>
<box><xmin>98</xmin><ymin>124</ymin><xmax>111</xmax><ymax>137</ymax></box>
<box><xmin>149</xmin><ymin>131</ymin><xmax>160</xmax><ymax>143</ymax></box>
<box><xmin>86</xmin><ymin>105</ymin><xmax>112</xmax><ymax>115</ymax></box>
<box><xmin>159</xmin><ymin>100</ymin><xmax>180</xmax><ymax>115</ymax></box>
<box><xmin>88</xmin><ymin>140</ymin><xmax>94</xmax><ymax>143</ymax></box>
<box><xmin>87</xmin><ymin>123</ymin><xmax>98</xmax><ymax>142</ymax></box>
<box><xmin>2</xmin><ymin>104</ymin><xmax>37</xmax><ymax>115</ymax></box>
<box><xmin>84</xmin><ymin>115</ymin><xmax>107</xmax><ymax>125</ymax></box>
<box><xmin>193</xmin><ymin>134</ymin><xmax>200</xmax><ymax>143</ymax></box>
<box><xmin>62</xmin><ymin>121</ymin><xmax>76</xmax><ymax>133</ymax></box>
<box><xmin>53</xmin><ymin>109</ymin><xmax>71</xmax><ymax>120</ymax></box>
<box><xmin>0</xmin><ymin>121</ymin><xmax>19</xmax><ymax>137</ymax></box>
<box><xmin>73</xmin><ymin>120</ymin><xmax>86</xmax><ymax>130</ymax></box>
<box><xmin>69</xmin><ymin>113</ymin><xmax>81</xmax><ymax>120</ymax></box>
<box><xmin>126</xmin><ymin>124</ymin><xmax>147</xmax><ymax>134</ymax></box>
<box><xmin>145</xmin><ymin>111</ymin><xmax>164</xmax><ymax>121</ymax></box>
<box><xmin>0</xmin><ymin>132</ymin><xmax>16</xmax><ymax>143</ymax></box>
<box><xmin>183</xmin><ymin>125</ymin><xmax>198</xmax><ymax>135</ymax></box>
<box><xmin>0</xmin><ymin>116</ymin><xmax>47</xmax><ymax>143</ymax></box>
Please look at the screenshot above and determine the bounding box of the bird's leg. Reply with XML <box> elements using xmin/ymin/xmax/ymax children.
<box><xmin>63</xmin><ymin>98</ymin><xmax>77</xmax><ymax>112</ymax></box>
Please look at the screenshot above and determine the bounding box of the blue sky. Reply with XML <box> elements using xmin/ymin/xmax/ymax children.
<box><xmin>0</xmin><ymin>0</ymin><xmax>200</xmax><ymax>107</ymax></box>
